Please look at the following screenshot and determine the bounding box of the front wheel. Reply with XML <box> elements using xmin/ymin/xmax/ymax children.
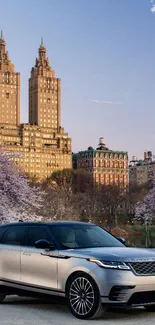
<box><xmin>144</xmin><ymin>305</ymin><xmax>155</xmax><ymax>312</ymax></box>
<box><xmin>0</xmin><ymin>293</ymin><xmax>6</xmax><ymax>303</ymax></box>
<box><xmin>66</xmin><ymin>272</ymin><xmax>106</xmax><ymax>319</ymax></box>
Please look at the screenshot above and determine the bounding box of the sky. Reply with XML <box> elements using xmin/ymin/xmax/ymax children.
<box><xmin>0</xmin><ymin>0</ymin><xmax>155</xmax><ymax>160</ymax></box>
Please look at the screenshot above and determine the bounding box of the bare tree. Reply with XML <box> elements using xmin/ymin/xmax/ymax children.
<box><xmin>41</xmin><ymin>169</ymin><xmax>93</xmax><ymax>221</ymax></box>
<box><xmin>96</xmin><ymin>185</ymin><xmax>126</xmax><ymax>231</ymax></box>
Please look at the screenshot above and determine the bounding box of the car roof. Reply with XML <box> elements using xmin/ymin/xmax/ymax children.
<box><xmin>0</xmin><ymin>221</ymin><xmax>95</xmax><ymax>228</ymax></box>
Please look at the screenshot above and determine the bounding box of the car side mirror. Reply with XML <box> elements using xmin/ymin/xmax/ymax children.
<box><xmin>34</xmin><ymin>239</ymin><xmax>55</xmax><ymax>250</ymax></box>
<box><xmin>118</xmin><ymin>237</ymin><xmax>126</xmax><ymax>245</ymax></box>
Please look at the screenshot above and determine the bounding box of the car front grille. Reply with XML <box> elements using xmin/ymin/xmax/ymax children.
<box><xmin>128</xmin><ymin>291</ymin><xmax>155</xmax><ymax>305</ymax></box>
<box><xmin>129</xmin><ymin>261</ymin><xmax>155</xmax><ymax>275</ymax></box>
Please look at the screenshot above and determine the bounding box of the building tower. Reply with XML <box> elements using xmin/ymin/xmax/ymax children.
<box><xmin>0</xmin><ymin>31</ymin><xmax>20</xmax><ymax>125</ymax></box>
<box><xmin>29</xmin><ymin>39</ymin><xmax>61</xmax><ymax>129</ymax></box>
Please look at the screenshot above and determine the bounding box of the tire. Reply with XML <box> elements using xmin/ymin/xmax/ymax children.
<box><xmin>0</xmin><ymin>293</ymin><xmax>6</xmax><ymax>303</ymax></box>
<box><xmin>144</xmin><ymin>305</ymin><xmax>155</xmax><ymax>312</ymax></box>
<box><xmin>66</xmin><ymin>272</ymin><xmax>106</xmax><ymax>320</ymax></box>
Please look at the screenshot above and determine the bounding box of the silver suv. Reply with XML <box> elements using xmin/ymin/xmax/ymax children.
<box><xmin>0</xmin><ymin>221</ymin><xmax>155</xmax><ymax>319</ymax></box>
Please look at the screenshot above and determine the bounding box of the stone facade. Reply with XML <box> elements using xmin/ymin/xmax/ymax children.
<box><xmin>129</xmin><ymin>162</ymin><xmax>155</xmax><ymax>186</ymax></box>
<box><xmin>0</xmin><ymin>31</ymin><xmax>20</xmax><ymax>125</ymax></box>
<box><xmin>73</xmin><ymin>138</ymin><xmax>128</xmax><ymax>187</ymax></box>
<box><xmin>0</xmin><ymin>33</ymin><xmax>72</xmax><ymax>179</ymax></box>
<box><xmin>29</xmin><ymin>39</ymin><xmax>61</xmax><ymax>130</ymax></box>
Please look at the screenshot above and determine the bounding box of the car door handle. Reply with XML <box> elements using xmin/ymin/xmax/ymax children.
<box><xmin>23</xmin><ymin>252</ymin><xmax>31</xmax><ymax>256</ymax></box>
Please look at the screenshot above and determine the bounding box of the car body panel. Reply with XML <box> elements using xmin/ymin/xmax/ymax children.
<box><xmin>0</xmin><ymin>244</ymin><xmax>21</xmax><ymax>282</ymax></box>
<box><xmin>58</xmin><ymin>246</ymin><xmax>155</xmax><ymax>262</ymax></box>
<box><xmin>21</xmin><ymin>246</ymin><xmax>58</xmax><ymax>290</ymax></box>
<box><xmin>89</xmin><ymin>265</ymin><xmax>155</xmax><ymax>299</ymax></box>
<box><xmin>57</xmin><ymin>255</ymin><xmax>98</xmax><ymax>291</ymax></box>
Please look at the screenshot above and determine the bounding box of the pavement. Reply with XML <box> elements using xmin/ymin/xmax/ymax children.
<box><xmin>0</xmin><ymin>296</ymin><xmax>155</xmax><ymax>325</ymax></box>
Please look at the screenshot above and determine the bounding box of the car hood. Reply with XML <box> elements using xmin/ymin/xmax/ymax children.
<box><xmin>61</xmin><ymin>247</ymin><xmax>155</xmax><ymax>262</ymax></box>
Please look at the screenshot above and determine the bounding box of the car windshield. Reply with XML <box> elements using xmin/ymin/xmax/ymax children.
<box><xmin>50</xmin><ymin>224</ymin><xmax>124</xmax><ymax>249</ymax></box>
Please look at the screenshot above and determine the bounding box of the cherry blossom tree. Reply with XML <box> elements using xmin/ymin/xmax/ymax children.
<box><xmin>135</xmin><ymin>181</ymin><xmax>155</xmax><ymax>225</ymax></box>
<box><xmin>134</xmin><ymin>178</ymin><xmax>155</xmax><ymax>247</ymax></box>
<box><xmin>0</xmin><ymin>149</ymin><xmax>44</xmax><ymax>223</ymax></box>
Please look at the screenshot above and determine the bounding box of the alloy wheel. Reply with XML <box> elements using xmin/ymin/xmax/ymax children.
<box><xmin>69</xmin><ymin>276</ymin><xmax>95</xmax><ymax>316</ymax></box>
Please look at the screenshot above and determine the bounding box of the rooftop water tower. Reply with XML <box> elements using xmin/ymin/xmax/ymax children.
<box><xmin>99</xmin><ymin>137</ymin><xmax>105</xmax><ymax>146</ymax></box>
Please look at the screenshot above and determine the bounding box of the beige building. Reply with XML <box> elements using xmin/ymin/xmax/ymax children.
<box><xmin>129</xmin><ymin>156</ymin><xmax>155</xmax><ymax>186</ymax></box>
<box><xmin>0</xmin><ymin>31</ymin><xmax>20</xmax><ymax>125</ymax></box>
<box><xmin>0</xmin><ymin>33</ymin><xmax>72</xmax><ymax>179</ymax></box>
<box><xmin>29</xmin><ymin>39</ymin><xmax>61</xmax><ymax>130</ymax></box>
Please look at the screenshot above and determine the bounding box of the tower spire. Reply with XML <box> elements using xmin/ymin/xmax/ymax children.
<box><xmin>0</xmin><ymin>30</ymin><xmax>6</xmax><ymax>50</ymax></box>
<box><xmin>41</xmin><ymin>37</ymin><xmax>43</xmax><ymax>46</ymax></box>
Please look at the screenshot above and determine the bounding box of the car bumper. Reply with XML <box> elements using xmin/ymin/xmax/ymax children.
<box><xmin>90</xmin><ymin>267</ymin><xmax>155</xmax><ymax>306</ymax></box>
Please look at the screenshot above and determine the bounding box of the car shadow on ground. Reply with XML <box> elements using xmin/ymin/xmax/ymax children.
<box><xmin>3</xmin><ymin>296</ymin><xmax>150</xmax><ymax>321</ymax></box>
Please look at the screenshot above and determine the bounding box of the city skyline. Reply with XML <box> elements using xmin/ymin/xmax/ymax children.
<box><xmin>0</xmin><ymin>0</ymin><xmax>155</xmax><ymax>159</ymax></box>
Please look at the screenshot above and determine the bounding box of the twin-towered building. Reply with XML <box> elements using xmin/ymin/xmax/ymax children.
<box><xmin>0</xmin><ymin>32</ymin><xmax>72</xmax><ymax>179</ymax></box>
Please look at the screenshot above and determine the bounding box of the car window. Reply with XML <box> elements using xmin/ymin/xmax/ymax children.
<box><xmin>0</xmin><ymin>227</ymin><xmax>7</xmax><ymax>241</ymax></box>
<box><xmin>50</xmin><ymin>225</ymin><xmax>124</xmax><ymax>249</ymax></box>
<box><xmin>0</xmin><ymin>226</ymin><xmax>26</xmax><ymax>246</ymax></box>
<box><xmin>26</xmin><ymin>227</ymin><xmax>50</xmax><ymax>247</ymax></box>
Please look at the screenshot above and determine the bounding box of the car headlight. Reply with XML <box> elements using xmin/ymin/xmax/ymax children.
<box><xmin>89</xmin><ymin>259</ymin><xmax>130</xmax><ymax>270</ymax></box>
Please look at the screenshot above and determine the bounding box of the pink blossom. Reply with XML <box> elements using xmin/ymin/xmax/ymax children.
<box><xmin>135</xmin><ymin>177</ymin><xmax>155</xmax><ymax>224</ymax></box>
<box><xmin>0</xmin><ymin>149</ymin><xmax>43</xmax><ymax>223</ymax></box>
